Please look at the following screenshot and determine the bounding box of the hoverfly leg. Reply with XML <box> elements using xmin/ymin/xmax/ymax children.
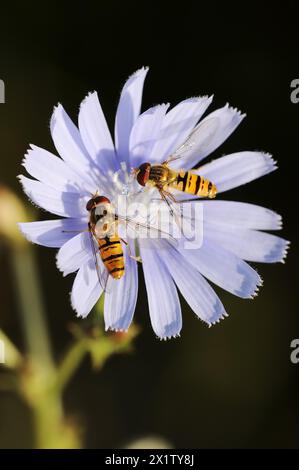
<box><xmin>121</xmin><ymin>238</ymin><xmax>142</xmax><ymax>263</ymax></box>
<box><xmin>162</xmin><ymin>153</ymin><xmax>183</xmax><ymax>166</ymax></box>
<box><xmin>163</xmin><ymin>189</ymin><xmax>177</xmax><ymax>203</ymax></box>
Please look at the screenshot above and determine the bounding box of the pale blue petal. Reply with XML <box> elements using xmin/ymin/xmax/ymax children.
<box><xmin>50</xmin><ymin>104</ymin><xmax>98</xmax><ymax>192</ymax></box>
<box><xmin>104</xmin><ymin>241</ymin><xmax>138</xmax><ymax>331</ymax></box>
<box><xmin>18</xmin><ymin>175</ymin><xmax>87</xmax><ymax>218</ymax></box>
<box><xmin>159</xmin><ymin>243</ymin><xmax>227</xmax><ymax>325</ymax></box>
<box><xmin>56</xmin><ymin>232</ymin><xmax>91</xmax><ymax>276</ymax></box>
<box><xmin>115</xmin><ymin>67</ymin><xmax>149</xmax><ymax>165</ymax></box>
<box><xmin>139</xmin><ymin>240</ymin><xmax>182</xmax><ymax>339</ymax></box>
<box><xmin>151</xmin><ymin>96</ymin><xmax>213</xmax><ymax>163</ymax></box>
<box><xmin>18</xmin><ymin>218</ymin><xmax>87</xmax><ymax>247</ymax></box>
<box><xmin>179</xmin><ymin>238</ymin><xmax>262</xmax><ymax>298</ymax></box>
<box><xmin>71</xmin><ymin>258</ymin><xmax>103</xmax><ymax>318</ymax></box>
<box><xmin>200</xmin><ymin>200</ymin><xmax>283</xmax><ymax>230</ymax></box>
<box><xmin>204</xmin><ymin>223</ymin><xmax>289</xmax><ymax>263</ymax></box>
<box><xmin>22</xmin><ymin>145</ymin><xmax>85</xmax><ymax>192</ymax></box>
<box><xmin>199</xmin><ymin>151</ymin><xmax>276</xmax><ymax>193</ymax></box>
<box><xmin>129</xmin><ymin>104</ymin><xmax>169</xmax><ymax>167</ymax></box>
<box><xmin>170</xmin><ymin>104</ymin><xmax>245</xmax><ymax>169</ymax></box>
<box><xmin>78</xmin><ymin>92</ymin><xmax>118</xmax><ymax>175</ymax></box>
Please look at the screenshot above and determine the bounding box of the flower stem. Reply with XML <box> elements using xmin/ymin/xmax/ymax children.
<box><xmin>4</xmin><ymin>193</ymin><xmax>139</xmax><ymax>448</ymax></box>
<box><xmin>11</xmin><ymin>245</ymin><xmax>54</xmax><ymax>372</ymax></box>
<box><xmin>10</xmin><ymin>243</ymin><xmax>74</xmax><ymax>447</ymax></box>
<box><xmin>55</xmin><ymin>338</ymin><xmax>88</xmax><ymax>392</ymax></box>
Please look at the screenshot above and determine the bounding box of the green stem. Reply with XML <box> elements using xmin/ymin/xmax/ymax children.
<box><xmin>11</xmin><ymin>245</ymin><xmax>54</xmax><ymax>371</ymax></box>
<box><xmin>10</xmin><ymin>244</ymin><xmax>73</xmax><ymax>448</ymax></box>
<box><xmin>32</xmin><ymin>392</ymin><xmax>64</xmax><ymax>448</ymax></box>
<box><xmin>8</xmin><ymin>234</ymin><xmax>138</xmax><ymax>448</ymax></box>
<box><xmin>55</xmin><ymin>339</ymin><xmax>88</xmax><ymax>392</ymax></box>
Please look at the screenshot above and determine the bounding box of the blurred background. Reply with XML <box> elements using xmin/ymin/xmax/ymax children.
<box><xmin>0</xmin><ymin>0</ymin><xmax>298</xmax><ymax>448</ymax></box>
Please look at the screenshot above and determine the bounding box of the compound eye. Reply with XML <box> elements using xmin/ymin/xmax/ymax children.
<box><xmin>136</xmin><ymin>162</ymin><xmax>150</xmax><ymax>186</ymax></box>
<box><xmin>86</xmin><ymin>199</ymin><xmax>94</xmax><ymax>211</ymax></box>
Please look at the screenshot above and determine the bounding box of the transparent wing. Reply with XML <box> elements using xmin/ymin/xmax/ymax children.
<box><xmin>117</xmin><ymin>186</ymin><xmax>194</xmax><ymax>242</ymax></box>
<box><xmin>157</xmin><ymin>188</ymin><xmax>188</xmax><ymax>238</ymax></box>
<box><xmin>117</xmin><ymin>213</ymin><xmax>178</xmax><ymax>245</ymax></box>
<box><xmin>162</xmin><ymin>116</ymin><xmax>220</xmax><ymax>165</ymax></box>
<box><xmin>158</xmin><ymin>187</ymin><xmax>181</xmax><ymax>222</ymax></box>
<box><xmin>150</xmin><ymin>189</ymin><xmax>199</xmax><ymax>241</ymax></box>
<box><xmin>88</xmin><ymin>231</ymin><xmax>110</xmax><ymax>293</ymax></box>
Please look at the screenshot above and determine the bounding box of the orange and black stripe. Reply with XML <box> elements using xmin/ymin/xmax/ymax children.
<box><xmin>98</xmin><ymin>236</ymin><xmax>125</xmax><ymax>279</ymax></box>
<box><xmin>170</xmin><ymin>170</ymin><xmax>217</xmax><ymax>198</ymax></box>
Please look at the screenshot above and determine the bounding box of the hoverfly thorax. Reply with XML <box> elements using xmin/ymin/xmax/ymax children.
<box><xmin>147</xmin><ymin>164</ymin><xmax>172</xmax><ymax>185</ymax></box>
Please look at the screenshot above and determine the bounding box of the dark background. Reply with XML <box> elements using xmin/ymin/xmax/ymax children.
<box><xmin>0</xmin><ymin>0</ymin><xmax>298</xmax><ymax>448</ymax></box>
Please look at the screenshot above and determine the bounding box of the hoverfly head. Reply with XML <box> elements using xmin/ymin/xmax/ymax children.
<box><xmin>86</xmin><ymin>195</ymin><xmax>111</xmax><ymax>212</ymax></box>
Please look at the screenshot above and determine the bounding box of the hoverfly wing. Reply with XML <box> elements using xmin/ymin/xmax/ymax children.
<box><xmin>116</xmin><ymin>213</ymin><xmax>178</xmax><ymax>245</ymax></box>
<box><xmin>163</xmin><ymin>116</ymin><xmax>220</xmax><ymax>166</ymax></box>
<box><xmin>149</xmin><ymin>188</ymin><xmax>196</xmax><ymax>242</ymax></box>
<box><xmin>157</xmin><ymin>188</ymin><xmax>191</xmax><ymax>240</ymax></box>
<box><xmin>88</xmin><ymin>231</ymin><xmax>111</xmax><ymax>294</ymax></box>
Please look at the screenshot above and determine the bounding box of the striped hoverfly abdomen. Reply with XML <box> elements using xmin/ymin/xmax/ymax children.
<box><xmin>170</xmin><ymin>170</ymin><xmax>217</xmax><ymax>198</ymax></box>
<box><xmin>97</xmin><ymin>236</ymin><xmax>124</xmax><ymax>279</ymax></box>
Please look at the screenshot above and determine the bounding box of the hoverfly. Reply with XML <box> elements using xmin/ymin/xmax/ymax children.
<box><xmin>83</xmin><ymin>193</ymin><xmax>174</xmax><ymax>290</ymax></box>
<box><xmin>133</xmin><ymin>123</ymin><xmax>217</xmax><ymax>217</ymax></box>
<box><xmin>86</xmin><ymin>195</ymin><xmax>126</xmax><ymax>281</ymax></box>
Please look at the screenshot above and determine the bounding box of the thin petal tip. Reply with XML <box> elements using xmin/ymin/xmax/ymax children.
<box><xmin>280</xmin><ymin>241</ymin><xmax>291</xmax><ymax>264</ymax></box>
<box><xmin>191</xmin><ymin>94</ymin><xmax>213</xmax><ymax>102</ymax></box>
<box><xmin>136</xmin><ymin>66</ymin><xmax>149</xmax><ymax>74</ymax></box>
<box><xmin>276</xmin><ymin>214</ymin><xmax>283</xmax><ymax>230</ymax></box>
<box><xmin>105</xmin><ymin>326</ymin><xmax>129</xmax><ymax>333</ymax></box>
<box><xmin>250</xmin><ymin>276</ymin><xmax>264</xmax><ymax>299</ymax></box>
<box><xmin>158</xmin><ymin>332</ymin><xmax>181</xmax><ymax>341</ymax></box>
<box><xmin>50</xmin><ymin>103</ymin><xmax>64</xmax><ymax>130</ymax></box>
<box><xmin>224</xmin><ymin>102</ymin><xmax>246</xmax><ymax>119</ymax></box>
<box><xmin>52</xmin><ymin>102</ymin><xmax>63</xmax><ymax>114</ymax></box>
<box><xmin>262</xmin><ymin>152</ymin><xmax>278</xmax><ymax>168</ymax></box>
<box><xmin>208</xmin><ymin>311</ymin><xmax>229</xmax><ymax>327</ymax></box>
<box><xmin>55</xmin><ymin>252</ymin><xmax>65</xmax><ymax>274</ymax></box>
<box><xmin>80</xmin><ymin>91</ymin><xmax>98</xmax><ymax>109</ymax></box>
<box><xmin>126</xmin><ymin>66</ymin><xmax>149</xmax><ymax>84</ymax></box>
